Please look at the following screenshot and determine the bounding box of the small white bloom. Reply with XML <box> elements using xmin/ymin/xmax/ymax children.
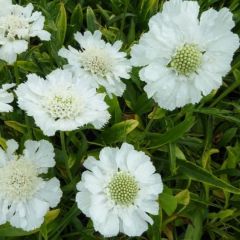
<box><xmin>59</xmin><ymin>30</ymin><xmax>132</xmax><ymax>97</ymax></box>
<box><xmin>76</xmin><ymin>143</ymin><xmax>163</xmax><ymax>237</ymax></box>
<box><xmin>15</xmin><ymin>68</ymin><xmax>110</xmax><ymax>136</ymax></box>
<box><xmin>0</xmin><ymin>1</ymin><xmax>50</xmax><ymax>64</ymax></box>
<box><xmin>131</xmin><ymin>0</ymin><xmax>239</xmax><ymax>110</ymax></box>
<box><xmin>0</xmin><ymin>139</ymin><xmax>62</xmax><ymax>231</ymax></box>
<box><xmin>0</xmin><ymin>83</ymin><xmax>15</xmax><ymax>112</ymax></box>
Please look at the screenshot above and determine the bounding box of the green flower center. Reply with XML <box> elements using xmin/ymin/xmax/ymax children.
<box><xmin>108</xmin><ymin>171</ymin><xmax>139</xmax><ymax>206</ymax></box>
<box><xmin>46</xmin><ymin>95</ymin><xmax>81</xmax><ymax>120</ymax></box>
<box><xmin>170</xmin><ymin>44</ymin><xmax>202</xmax><ymax>75</ymax></box>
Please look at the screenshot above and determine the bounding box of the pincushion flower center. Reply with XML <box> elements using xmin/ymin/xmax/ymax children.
<box><xmin>108</xmin><ymin>171</ymin><xmax>139</xmax><ymax>206</ymax></box>
<box><xmin>46</xmin><ymin>94</ymin><xmax>81</xmax><ymax>120</ymax></box>
<box><xmin>0</xmin><ymin>158</ymin><xmax>39</xmax><ymax>201</ymax></box>
<box><xmin>0</xmin><ymin>14</ymin><xmax>30</xmax><ymax>40</ymax></box>
<box><xmin>80</xmin><ymin>48</ymin><xmax>112</xmax><ymax>77</ymax></box>
<box><xmin>170</xmin><ymin>44</ymin><xmax>202</xmax><ymax>75</ymax></box>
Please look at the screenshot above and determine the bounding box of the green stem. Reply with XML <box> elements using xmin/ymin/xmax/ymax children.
<box><xmin>60</xmin><ymin>131</ymin><xmax>72</xmax><ymax>180</ymax></box>
<box><xmin>210</xmin><ymin>70</ymin><xmax>240</xmax><ymax>107</ymax></box>
<box><xmin>144</xmin><ymin>105</ymin><xmax>158</xmax><ymax>134</ymax></box>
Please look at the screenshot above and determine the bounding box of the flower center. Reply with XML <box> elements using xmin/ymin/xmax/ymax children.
<box><xmin>45</xmin><ymin>94</ymin><xmax>81</xmax><ymax>120</ymax></box>
<box><xmin>80</xmin><ymin>48</ymin><xmax>112</xmax><ymax>77</ymax></box>
<box><xmin>0</xmin><ymin>14</ymin><xmax>30</xmax><ymax>40</ymax></box>
<box><xmin>0</xmin><ymin>158</ymin><xmax>40</xmax><ymax>201</ymax></box>
<box><xmin>108</xmin><ymin>171</ymin><xmax>139</xmax><ymax>206</ymax></box>
<box><xmin>170</xmin><ymin>44</ymin><xmax>202</xmax><ymax>75</ymax></box>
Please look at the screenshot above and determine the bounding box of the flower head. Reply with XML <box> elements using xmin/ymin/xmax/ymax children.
<box><xmin>0</xmin><ymin>83</ymin><xmax>15</xmax><ymax>112</ymax></box>
<box><xmin>59</xmin><ymin>30</ymin><xmax>132</xmax><ymax>97</ymax></box>
<box><xmin>0</xmin><ymin>1</ymin><xmax>50</xmax><ymax>64</ymax></box>
<box><xmin>76</xmin><ymin>143</ymin><xmax>163</xmax><ymax>237</ymax></box>
<box><xmin>0</xmin><ymin>139</ymin><xmax>62</xmax><ymax>231</ymax></box>
<box><xmin>131</xmin><ymin>0</ymin><xmax>239</xmax><ymax>110</ymax></box>
<box><xmin>15</xmin><ymin>68</ymin><xmax>110</xmax><ymax>136</ymax></box>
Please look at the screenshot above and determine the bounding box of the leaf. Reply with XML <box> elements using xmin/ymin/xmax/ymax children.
<box><xmin>102</xmin><ymin>119</ymin><xmax>139</xmax><ymax>144</ymax></box>
<box><xmin>0</xmin><ymin>224</ymin><xmax>38</xmax><ymax>237</ymax></box>
<box><xmin>208</xmin><ymin>209</ymin><xmax>235</xmax><ymax>219</ymax></box>
<box><xmin>147</xmin><ymin>116</ymin><xmax>195</xmax><ymax>148</ymax></box>
<box><xmin>56</xmin><ymin>3</ymin><xmax>67</xmax><ymax>47</ymax></box>
<box><xmin>45</xmin><ymin>209</ymin><xmax>61</xmax><ymax>224</ymax></box>
<box><xmin>184</xmin><ymin>207</ymin><xmax>205</xmax><ymax>240</ymax></box>
<box><xmin>70</xmin><ymin>4</ymin><xmax>83</xmax><ymax>32</ymax></box>
<box><xmin>86</xmin><ymin>7</ymin><xmax>98</xmax><ymax>32</ymax></box>
<box><xmin>178</xmin><ymin>159</ymin><xmax>240</xmax><ymax>194</ymax></box>
<box><xmin>5</xmin><ymin>121</ymin><xmax>27</xmax><ymax>134</ymax></box>
<box><xmin>175</xmin><ymin>189</ymin><xmax>190</xmax><ymax>206</ymax></box>
<box><xmin>159</xmin><ymin>193</ymin><xmax>177</xmax><ymax>216</ymax></box>
<box><xmin>16</xmin><ymin>61</ymin><xmax>39</xmax><ymax>73</ymax></box>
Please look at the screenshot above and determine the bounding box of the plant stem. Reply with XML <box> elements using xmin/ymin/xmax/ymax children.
<box><xmin>60</xmin><ymin>131</ymin><xmax>72</xmax><ymax>180</ymax></box>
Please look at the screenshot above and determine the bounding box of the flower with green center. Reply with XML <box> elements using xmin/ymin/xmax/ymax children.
<box><xmin>0</xmin><ymin>2</ymin><xmax>50</xmax><ymax>64</ymax></box>
<box><xmin>0</xmin><ymin>139</ymin><xmax>62</xmax><ymax>231</ymax></box>
<box><xmin>16</xmin><ymin>69</ymin><xmax>110</xmax><ymax>136</ymax></box>
<box><xmin>76</xmin><ymin>143</ymin><xmax>163</xmax><ymax>237</ymax></box>
<box><xmin>170</xmin><ymin>44</ymin><xmax>202</xmax><ymax>75</ymax></box>
<box><xmin>108</xmin><ymin>172</ymin><xmax>139</xmax><ymax>206</ymax></box>
<box><xmin>58</xmin><ymin>30</ymin><xmax>132</xmax><ymax>97</ymax></box>
<box><xmin>131</xmin><ymin>0</ymin><xmax>239</xmax><ymax>110</ymax></box>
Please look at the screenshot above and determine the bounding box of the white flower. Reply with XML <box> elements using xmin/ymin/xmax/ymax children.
<box><xmin>58</xmin><ymin>30</ymin><xmax>132</xmax><ymax>97</ymax></box>
<box><xmin>0</xmin><ymin>139</ymin><xmax>62</xmax><ymax>231</ymax></box>
<box><xmin>76</xmin><ymin>143</ymin><xmax>163</xmax><ymax>237</ymax></box>
<box><xmin>0</xmin><ymin>83</ymin><xmax>15</xmax><ymax>112</ymax></box>
<box><xmin>0</xmin><ymin>1</ymin><xmax>50</xmax><ymax>64</ymax></box>
<box><xmin>131</xmin><ymin>0</ymin><xmax>239</xmax><ymax>110</ymax></box>
<box><xmin>15</xmin><ymin>68</ymin><xmax>110</xmax><ymax>136</ymax></box>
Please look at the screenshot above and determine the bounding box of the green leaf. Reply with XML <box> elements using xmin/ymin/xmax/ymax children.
<box><xmin>102</xmin><ymin>119</ymin><xmax>139</xmax><ymax>144</ymax></box>
<box><xmin>147</xmin><ymin>116</ymin><xmax>195</xmax><ymax>148</ymax></box>
<box><xmin>208</xmin><ymin>209</ymin><xmax>235</xmax><ymax>219</ymax></box>
<box><xmin>175</xmin><ymin>189</ymin><xmax>190</xmax><ymax>206</ymax></box>
<box><xmin>5</xmin><ymin>121</ymin><xmax>27</xmax><ymax>134</ymax></box>
<box><xmin>70</xmin><ymin>4</ymin><xmax>83</xmax><ymax>32</ymax></box>
<box><xmin>178</xmin><ymin>159</ymin><xmax>240</xmax><ymax>194</ymax></box>
<box><xmin>86</xmin><ymin>7</ymin><xmax>98</xmax><ymax>32</ymax></box>
<box><xmin>184</xmin><ymin>207</ymin><xmax>205</xmax><ymax>240</ymax></box>
<box><xmin>56</xmin><ymin>3</ymin><xmax>67</xmax><ymax>47</ymax></box>
<box><xmin>16</xmin><ymin>61</ymin><xmax>39</xmax><ymax>73</ymax></box>
<box><xmin>0</xmin><ymin>224</ymin><xmax>38</xmax><ymax>237</ymax></box>
<box><xmin>159</xmin><ymin>193</ymin><xmax>177</xmax><ymax>216</ymax></box>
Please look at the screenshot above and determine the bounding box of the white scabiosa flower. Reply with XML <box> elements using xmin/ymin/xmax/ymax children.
<box><xmin>0</xmin><ymin>83</ymin><xmax>15</xmax><ymax>112</ymax></box>
<box><xmin>131</xmin><ymin>0</ymin><xmax>239</xmax><ymax>110</ymax></box>
<box><xmin>0</xmin><ymin>139</ymin><xmax>62</xmax><ymax>231</ymax></box>
<box><xmin>15</xmin><ymin>68</ymin><xmax>110</xmax><ymax>136</ymax></box>
<box><xmin>58</xmin><ymin>30</ymin><xmax>132</xmax><ymax>97</ymax></box>
<box><xmin>0</xmin><ymin>0</ymin><xmax>50</xmax><ymax>64</ymax></box>
<box><xmin>76</xmin><ymin>143</ymin><xmax>163</xmax><ymax>237</ymax></box>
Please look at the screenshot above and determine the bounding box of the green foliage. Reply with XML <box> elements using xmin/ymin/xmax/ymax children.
<box><xmin>1</xmin><ymin>0</ymin><xmax>240</xmax><ymax>239</ymax></box>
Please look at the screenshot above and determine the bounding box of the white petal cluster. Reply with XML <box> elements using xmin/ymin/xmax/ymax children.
<box><xmin>15</xmin><ymin>68</ymin><xmax>110</xmax><ymax>136</ymax></box>
<box><xmin>0</xmin><ymin>139</ymin><xmax>62</xmax><ymax>231</ymax></box>
<box><xmin>0</xmin><ymin>0</ymin><xmax>50</xmax><ymax>64</ymax></box>
<box><xmin>59</xmin><ymin>30</ymin><xmax>132</xmax><ymax>97</ymax></box>
<box><xmin>131</xmin><ymin>0</ymin><xmax>240</xmax><ymax>110</ymax></box>
<box><xmin>76</xmin><ymin>143</ymin><xmax>163</xmax><ymax>237</ymax></box>
<box><xmin>0</xmin><ymin>83</ymin><xmax>15</xmax><ymax>112</ymax></box>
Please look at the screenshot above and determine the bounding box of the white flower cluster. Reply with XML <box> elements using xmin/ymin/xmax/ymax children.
<box><xmin>0</xmin><ymin>0</ymin><xmax>238</xmax><ymax>238</ymax></box>
<box><xmin>131</xmin><ymin>0</ymin><xmax>239</xmax><ymax>110</ymax></box>
<box><xmin>0</xmin><ymin>139</ymin><xmax>62</xmax><ymax>231</ymax></box>
<box><xmin>76</xmin><ymin>143</ymin><xmax>163</xmax><ymax>237</ymax></box>
<box><xmin>0</xmin><ymin>0</ymin><xmax>50</xmax><ymax>64</ymax></box>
